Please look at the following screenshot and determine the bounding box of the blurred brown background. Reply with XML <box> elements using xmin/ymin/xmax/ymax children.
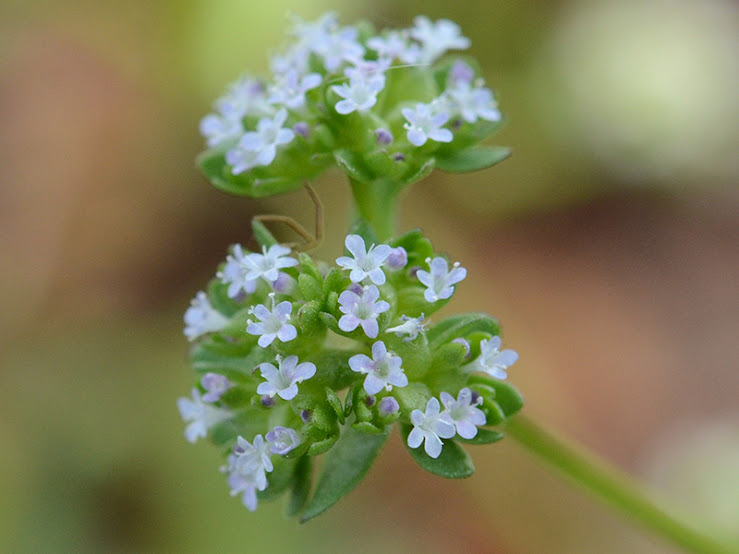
<box><xmin>1</xmin><ymin>0</ymin><xmax>737</xmax><ymax>552</ymax></box>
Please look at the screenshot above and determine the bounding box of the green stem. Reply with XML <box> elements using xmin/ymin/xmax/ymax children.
<box><xmin>505</xmin><ymin>415</ymin><xmax>732</xmax><ymax>553</ymax></box>
<box><xmin>349</xmin><ymin>178</ymin><xmax>398</xmax><ymax>242</ymax></box>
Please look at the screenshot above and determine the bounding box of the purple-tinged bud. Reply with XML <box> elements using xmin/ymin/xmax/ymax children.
<box><xmin>260</xmin><ymin>395</ymin><xmax>276</xmax><ymax>407</ymax></box>
<box><xmin>271</xmin><ymin>272</ymin><xmax>296</xmax><ymax>294</ymax></box>
<box><xmin>470</xmin><ymin>390</ymin><xmax>482</xmax><ymax>405</ymax></box>
<box><xmin>201</xmin><ymin>372</ymin><xmax>232</xmax><ymax>402</ymax></box>
<box><xmin>378</xmin><ymin>396</ymin><xmax>400</xmax><ymax>415</ymax></box>
<box><xmin>266</xmin><ymin>426</ymin><xmax>301</xmax><ymax>454</ymax></box>
<box><xmin>375</xmin><ymin>128</ymin><xmax>393</xmax><ymax>145</ymax></box>
<box><xmin>393</xmin><ymin>152</ymin><xmax>406</xmax><ymax>162</ymax></box>
<box><xmin>293</xmin><ymin>121</ymin><xmax>310</xmax><ymax>138</ymax></box>
<box><xmin>347</xmin><ymin>282</ymin><xmax>364</xmax><ymax>295</ymax></box>
<box><xmin>300</xmin><ymin>409</ymin><xmax>311</xmax><ymax>423</ymax></box>
<box><xmin>451</xmin><ymin>118</ymin><xmax>463</xmax><ymax>130</ymax></box>
<box><xmin>449</xmin><ymin>60</ymin><xmax>475</xmax><ymax>84</ymax></box>
<box><xmin>365</xmin><ymin>395</ymin><xmax>376</xmax><ymax>407</ymax></box>
<box><xmin>408</xmin><ymin>265</ymin><xmax>422</xmax><ymax>278</ymax></box>
<box><xmin>452</xmin><ymin>337</ymin><xmax>471</xmax><ymax>358</ymax></box>
<box><xmin>385</xmin><ymin>247</ymin><xmax>408</xmax><ymax>271</ymax></box>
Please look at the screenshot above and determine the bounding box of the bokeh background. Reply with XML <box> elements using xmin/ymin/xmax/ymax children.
<box><xmin>1</xmin><ymin>0</ymin><xmax>737</xmax><ymax>552</ymax></box>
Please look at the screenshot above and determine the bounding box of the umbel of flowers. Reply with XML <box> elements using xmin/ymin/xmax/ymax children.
<box><xmin>197</xmin><ymin>12</ymin><xmax>510</xmax><ymax>241</ymax></box>
<box><xmin>182</xmin><ymin>13</ymin><xmax>521</xmax><ymax>522</ymax></box>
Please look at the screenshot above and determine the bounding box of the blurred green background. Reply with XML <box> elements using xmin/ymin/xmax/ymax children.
<box><xmin>1</xmin><ymin>0</ymin><xmax>737</xmax><ymax>552</ymax></box>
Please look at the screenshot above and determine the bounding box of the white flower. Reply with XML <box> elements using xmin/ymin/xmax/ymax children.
<box><xmin>200</xmin><ymin>372</ymin><xmax>233</xmax><ymax>403</ymax></box>
<box><xmin>244</xmin><ymin>244</ymin><xmax>298</xmax><ymax>283</ymax></box>
<box><xmin>315</xmin><ymin>26</ymin><xmax>365</xmax><ymax>72</ymax></box>
<box><xmin>183</xmin><ymin>291</ymin><xmax>230</xmax><ymax>341</ymax></box>
<box><xmin>338</xmin><ymin>284</ymin><xmax>390</xmax><ymax>338</ymax></box>
<box><xmin>256</xmin><ymin>354</ymin><xmax>316</xmax><ymax>400</ymax></box>
<box><xmin>407</xmin><ymin>397</ymin><xmax>456</xmax><ymax>458</ymax></box>
<box><xmin>218</xmin><ymin>244</ymin><xmax>258</xmax><ymax>299</ymax></box>
<box><xmin>177</xmin><ymin>389</ymin><xmax>230</xmax><ymax>443</ymax></box>
<box><xmin>367</xmin><ymin>31</ymin><xmax>421</xmax><ymax>64</ymax></box>
<box><xmin>246</xmin><ymin>293</ymin><xmax>297</xmax><ymax>348</ymax></box>
<box><xmin>416</xmin><ymin>256</ymin><xmax>467</xmax><ymax>303</ymax></box>
<box><xmin>402</xmin><ymin>103</ymin><xmax>453</xmax><ymax>147</ymax></box>
<box><xmin>288</xmin><ymin>12</ymin><xmax>338</xmax><ymax>53</ymax></box>
<box><xmin>265</xmin><ymin>426</ymin><xmax>301</xmax><ymax>455</ymax></box>
<box><xmin>237</xmin><ymin>108</ymin><xmax>295</xmax><ymax>167</ymax></box>
<box><xmin>344</xmin><ymin>58</ymin><xmax>390</xmax><ymax>88</ymax></box>
<box><xmin>349</xmin><ymin>341</ymin><xmax>408</xmax><ymax>395</ymax></box>
<box><xmin>336</xmin><ymin>234</ymin><xmax>392</xmax><ymax>285</ymax></box>
<box><xmin>268</xmin><ymin>69</ymin><xmax>322</xmax><ymax>109</ymax></box>
<box><xmin>446</xmin><ymin>81</ymin><xmax>501</xmax><ymax>123</ymax></box>
<box><xmin>464</xmin><ymin>336</ymin><xmax>518</xmax><ymax>380</ymax></box>
<box><xmin>199</xmin><ymin>113</ymin><xmax>243</xmax><ymax>148</ymax></box>
<box><xmin>331</xmin><ymin>77</ymin><xmax>384</xmax><ymax>115</ymax></box>
<box><xmin>440</xmin><ymin>387</ymin><xmax>486</xmax><ymax>439</ymax></box>
<box><xmin>225</xmin><ymin>146</ymin><xmax>262</xmax><ymax>175</ymax></box>
<box><xmin>386</xmin><ymin>314</ymin><xmax>427</xmax><ymax>342</ymax></box>
<box><xmin>410</xmin><ymin>16</ymin><xmax>470</xmax><ymax>63</ymax></box>
<box><xmin>226</xmin><ymin>434</ymin><xmax>274</xmax><ymax>511</ymax></box>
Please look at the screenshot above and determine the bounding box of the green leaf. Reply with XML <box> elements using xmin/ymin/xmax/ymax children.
<box><xmin>347</xmin><ymin>218</ymin><xmax>379</xmax><ymax>247</ymax></box>
<box><xmin>307</xmin><ymin>433</ymin><xmax>339</xmax><ymax>456</ymax></box>
<box><xmin>309</xmin><ymin>349</ymin><xmax>360</xmax><ymax>390</ymax></box>
<box><xmin>334</xmin><ymin>150</ymin><xmax>374</xmax><ymax>183</ymax></box>
<box><xmin>351</xmin><ymin>421</ymin><xmax>385</xmax><ymax>435</ymax></box>
<box><xmin>300</xmin><ymin>425</ymin><xmax>389</xmax><ymax>522</ymax></box>
<box><xmin>468</xmin><ymin>375</ymin><xmax>524</xmax><ymax>417</ymax></box>
<box><xmin>326</xmin><ymin>388</ymin><xmax>345</xmax><ymax>425</ymax></box>
<box><xmin>435</xmin><ymin>146</ymin><xmax>511</xmax><ymax>173</ymax></box>
<box><xmin>298</xmin><ymin>253</ymin><xmax>323</xmax><ymax>283</ymax></box>
<box><xmin>190</xmin><ymin>339</ymin><xmax>270</xmax><ymax>379</ymax></box>
<box><xmin>258</xmin><ymin>456</ymin><xmax>298</xmax><ymax>501</ymax></box>
<box><xmin>400</xmin><ymin>424</ymin><xmax>475</xmax><ymax>479</ymax></box>
<box><xmin>286</xmin><ymin>455</ymin><xmax>312</xmax><ymax>517</ymax></box>
<box><xmin>457</xmin><ymin>428</ymin><xmax>505</xmax><ymax>445</ymax></box>
<box><xmin>427</xmin><ymin>313</ymin><xmax>501</xmax><ymax>349</ymax></box>
<box><xmin>401</xmin><ymin>158</ymin><xmax>435</xmax><ymax>186</ymax></box>
<box><xmin>251</xmin><ymin>220</ymin><xmax>278</xmax><ymax>248</ymax></box>
<box><xmin>298</xmin><ymin>274</ymin><xmax>323</xmax><ymax>301</ymax></box>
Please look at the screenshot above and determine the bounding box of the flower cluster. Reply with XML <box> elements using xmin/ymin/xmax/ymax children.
<box><xmin>179</xmin><ymin>227</ymin><xmax>520</xmax><ymax>515</ymax></box>
<box><xmin>197</xmin><ymin>13</ymin><xmax>506</xmax><ymax>199</ymax></box>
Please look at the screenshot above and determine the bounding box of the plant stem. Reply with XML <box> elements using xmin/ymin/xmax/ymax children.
<box><xmin>349</xmin><ymin>178</ymin><xmax>398</xmax><ymax>242</ymax></box>
<box><xmin>505</xmin><ymin>415</ymin><xmax>732</xmax><ymax>553</ymax></box>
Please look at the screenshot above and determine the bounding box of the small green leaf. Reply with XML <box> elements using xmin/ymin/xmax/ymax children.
<box><xmin>286</xmin><ymin>455</ymin><xmax>312</xmax><ymax>517</ymax></box>
<box><xmin>297</xmin><ymin>300</ymin><xmax>324</xmax><ymax>335</ymax></box>
<box><xmin>251</xmin><ymin>220</ymin><xmax>278</xmax><ymax>248</ymax></box>
<box><xmin>468</xmin><ymin>375</ymin><xmax>524</xmax><ymax>417</ymax></box>
<box><xmin>300</xmin><ymin>425</ymin><xmax>389</xmax><ymax>522</ymax></box>
<box><xmin>351</xmin><ymin>421</ymin><xmax>385</xmax><ymax>435</ymax></box>
<box><xmin>401</xmin><ymin>158</ymin><xmax>435</xmax><ymax>186</ymax></box>
<box><xmin>298</xmin><ymin>274</ymin><xmax>323</xmax><ymax>301</ymax></box>
<box><xmin>427</xmin><ymin>313</ymin><xmax>501</xmax><ymax>349</ymax></box>
<box><xmin>334</xmin><ymin>150</ymin><xmax>374</xmax><ymax>183</ymax></box>
<box><xmin>323</xmin><ymin>268</ymin><xmax>346</xmax><ymax>298</ymax></box>
<box><xmin>457</xmin><ymin>428</ymin><xmax>504</xmax><ymax>445</ymax></box>
<box><xmin>309</xmin><ymin>349</ymin><xmax>360</xmax><ymax>390</ymax></box>
<box><xmin>400</xmin><ymin>424</ymin><xmax>475</xmax><ymax>479</ymax></box>
<box><xmin>435</xmin><ymin>146</ymin><xmax>511</xmax><ymax>173</ymax></box>
<box><xmin>307</xmin><ymin>433</ymin><xmax>339</xmax><ymax>456</ymax></box>
<box><xmin>326</xmin><ymin>388</ymin><xmax>345</xmax><ymax>425</ymax></box>
<box><xmin>258</xmin><ymin>456</ymin><xmax>298</xmax><ymax>501</ymax></box>
<box><xmin>479</xmin><ymin>399</ymin><xmax>506</xmax><ymax>425</ymax></box>
<box><xmin>298</xmin><ymin>253</ymin><xmax>323</xmax><ymax>283</ymax></box>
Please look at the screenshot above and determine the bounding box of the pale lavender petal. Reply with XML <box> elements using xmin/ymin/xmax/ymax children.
<box><xmin>424</xmin><ymin>434</ymin><xmax>443</xmax><ymax>458</ymax></box>
<box><xmin>345</xmin><ymin>234</ymin><xmax>366</xmax><ymax>258</ymax></box>
<box><xmin>277</xmin><ymin>383</ymin><xmax>299</xmax><ymax>400</ymax></box>
<box><xmin>368</xmin><ymin>267</ymin><xmax>386</xmax><ymax>285</ymax></box>
<box><xmin>363</xmin><ymin>373</ymin><xmax>385</xmax><ymax>395</ymax></box>
<box><xmin>339</xmin><ymin>314</ymin><xmax>361</xmax><ymax>332</ymax></box>
<box><xmin>360</xmin><ymin>319</ymin><xmax>379</xmax><ymax>338</ymax></box>
<box><xmin>257</xmin><ymin>333</ymin><xmax>276</xmax><ymax>348</ymax></box>
<box><xmin>276</xmin><ymin>324</ymin><xmax>297</xmax><ymax>342</ymax></box>
<box><xmin>407</xmin><ymin>427</ymin><xmax>424</xmax><ymax>449</ymax></box>
<box><xmin>292</xmin><ymin>362</ymin><xmax>316</xmax><ymax>381</ymax></box>
<box><xmin>496</xmin><ymin>349</ymin><xmax>519</xmax><ymax>366</ymax></box>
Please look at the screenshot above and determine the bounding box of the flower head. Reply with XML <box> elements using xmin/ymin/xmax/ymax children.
<box><xmin>246</xmin><ymin>293</ymin><xmax>297</xmax><ymax>347</ymax></box>
<box><xmin>367</xmin><ymin>30</ymin><xmax>421</xmax><ymax>64</ymax></box>
<box><xmin>201</xmin><ymin>373</ymin><xmax>233</xmax><ymax>403</ymax></box>
<box><xmin>331</xmin><ymin>77</ymin><xmax>384</xmax><ymax>115</ymax></box>
<box><xmin>338</xmin><ymin>284</ymin><xmax>390</xmax><ymax>339</ymax></box>
<box><xmin>226</xmin><ymin>109</ymin><xmax>294</xmax><ymax>174</ymax></box>
<box><xmin>268</xmin><ymin>69</ymin><xmax>322</xmax><ymax>109</ymax></box>
<box><xmin>416</xmin><ymin>256</ymin><xmax>467</xmax><ymax>302</ymax></box>
<box><xmin>349</xmin><ymin>341</ymin><xmax>408</xmax><ymax>395</ymax></box>
<box><xmin>256</xmin><ymin>354</ymin><xmax>316</xmax><ymax>400</ymax></box>
<box><xmin>225</xmin><ymin>453</ymin><xmax>264</xmax><ymax>512</ymax></box>
<box><xmin>183</xmin><ymin>291</ymin><xmax>229</xmax><ymax>341</ymax></box>
<box><xmin>177</xmin><ymin>389</ymin><xmax>230</xmax><ymax>443</ymax></box>
<box><xmin>440</xmin><ymin>387</ymin><xmax>486</xmax><ymax>439</ymax></box>
<box><xmin>465</xmin><ymin>336</ymin><xmax>518</xmax><ymax>379</ymax></box>
<box><xmin>402</xmin><ymin>102</ymin><xmax>453</xmax><ymax>147</ymax></box>
<box><xmin>315</xmin><ymin>26</ymin><xmax>365</xmax><ymax>72</ymax></box>
<box><xmin>336</xmin><ymin>234</ymin><xmax>392</xmax><ymax>285</ymax></box>
<box><xmin>407</xmin><ymin>397</ymin><xmax>456</xmax><ymax>458</ymax></box>
<box><xmin>446</xmin><ymin>81</ymin><xmax>501</xmax><ymax>124</ymax></box>
<box><xmin>244</xmin><ymin>244</ymin><xmax>298</xmax><ymax>283</ymax></box>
